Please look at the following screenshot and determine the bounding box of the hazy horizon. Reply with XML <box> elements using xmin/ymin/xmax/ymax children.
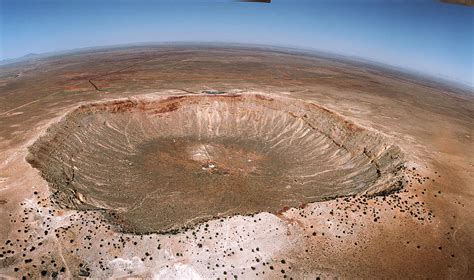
<box><xmin>1</xmin><ymin>0</ymin><xmax>473</xmax><ymax>86</ymax></box>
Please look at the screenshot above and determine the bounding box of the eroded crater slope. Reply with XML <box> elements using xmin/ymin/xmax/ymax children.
<box><xmin>27</xmin><ymin>94</ymin><xmax>406</xmax><ymax>233</ymax></box>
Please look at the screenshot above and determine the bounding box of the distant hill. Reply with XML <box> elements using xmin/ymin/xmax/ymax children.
<box><xmin>23</xmin><ymin>53</ymin><xmax>40</xmax><ymax>58</ymax></box>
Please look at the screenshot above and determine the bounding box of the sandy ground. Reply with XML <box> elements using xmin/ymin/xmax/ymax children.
<box><xmin>0</xmin><ymin>45</ymin><xmax>473</xmax><ymax>279</ymax></box>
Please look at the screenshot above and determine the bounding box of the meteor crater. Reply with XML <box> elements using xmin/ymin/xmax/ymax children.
<box><xmin>27</xmin><ymin>93</ymin><xmax>406</xmax><ymax>233</ymax></box>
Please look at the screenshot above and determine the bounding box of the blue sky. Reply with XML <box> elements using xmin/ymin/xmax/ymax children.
<box><xmin>0</xmin><ymin>0</ymin><xmax>473</xmax><ymax>86</ymax></box>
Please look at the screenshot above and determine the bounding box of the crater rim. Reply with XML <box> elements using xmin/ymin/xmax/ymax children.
<box><xmin>26</xmin><ymin>93</ymin><xmax>407</xmax><ymax>234</ymax></box>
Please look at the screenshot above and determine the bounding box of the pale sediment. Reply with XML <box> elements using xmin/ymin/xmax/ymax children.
<box><xmin>26</xmin><ymin>93</ymin><xmax>406</xmax><ymax>233</ymax></box>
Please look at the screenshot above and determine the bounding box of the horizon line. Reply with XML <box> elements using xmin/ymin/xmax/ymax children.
<box><xmin>1</xmin><ymin>41</ymin><xmax>472</xmax><ymax>92</ymax></box>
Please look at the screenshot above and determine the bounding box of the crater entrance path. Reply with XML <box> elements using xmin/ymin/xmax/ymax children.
<box><xmin>27</xmin><ymin>94</ymin><xmax>406</xmax><ymax>233</ymax></box>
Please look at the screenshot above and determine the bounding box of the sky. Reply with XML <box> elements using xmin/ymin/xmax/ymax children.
<box><xmin>0</xmin><ymin>0</ymin><xmax>473</xmax><ymax>87</ymax></box>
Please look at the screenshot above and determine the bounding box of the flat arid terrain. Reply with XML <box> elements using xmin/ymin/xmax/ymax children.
<box><xmin>0</xmin><ymin>45</ymin><xmax>473</xmax><ymax>279</ymax></box>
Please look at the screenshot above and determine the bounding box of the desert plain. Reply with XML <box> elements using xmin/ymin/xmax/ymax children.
<box><xmin>0</xmin><ymin>45</ymin><xmax>473</xmax><ymax>279</ymax></box>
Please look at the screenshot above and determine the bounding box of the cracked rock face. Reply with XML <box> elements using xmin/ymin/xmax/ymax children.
<box><xmin>26</xmin><ymin>94</ymin><xmax>406</xmax><ymax>233</ymax></box>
